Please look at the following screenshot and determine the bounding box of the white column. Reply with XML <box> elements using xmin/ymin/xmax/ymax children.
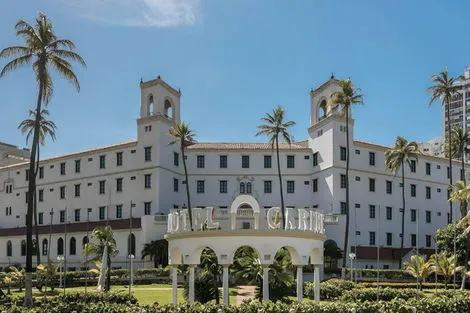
<box><xmin>189</xmin><ymin>265</ymin><xmax>195</xmax><ymax>303</ymax></box>
<box><xmin>314</xmin><ymin>265</ymin><xmax>320</xmax><ymax>302</ymax></box>
<box><xmin>223</xmin><ymin>265</ymin><xmax>230</xmax><ymax>305</ymax></box>
<box><xmin>231</xmin><ymin>213</ymin><xmax>236</xmax><ymax>230</ymax></box>
<box><xmin>172</xmin><ymin>266</ymin><xmax>178</xmax><ymax>305</ymax></box>
<box><xmin>254</xmin><ymin>213</ymin><xmax>259</xmax><ymax>230</ymax></box>
<box><xmin>296</xmin><ymin>266</ymin><xmax>303</xmax><ymax>302</ymax></box>
<box><xmin>262</xmin><ymin>267</ymin><xmax>269</xmax><ymax>301</ymax></box>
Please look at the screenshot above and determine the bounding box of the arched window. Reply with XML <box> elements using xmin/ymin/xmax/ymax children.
<box><xmin>246</xmin><ymin>182</ymin><xmax>252</xmax><ymax>194</ymax></box>
<box><xmin>82</xmin><ymin>236</ymin><xmax>89</xmax><ymax>248</ymax></box>
<box><xmin>6</xmin><ymin>241</ymin><xmax>12</xmax><ymax>257</ymax></box>
<box><xmin>164</xmin><ymin>99</ymin><xmax>173</xmax><ymax>119</ymax></box>
<box><xmin>42</xmin><ymin>239</ymin><xmax>48</xmax><ymax>256</ymax></box>
<box><xmin>240</xmin><ymin>182</ymin><xmax>245</xmax><ymax>194</ymax></box>
<box><xmin>148</xmin><ymin>94</ymin><xmax>155</xmax><ymax>116</ymax></box>
<box><xmin>318</xmin><ymin>100</ymin><xmax>327</xmax><ymax>120</ymax></box>
<box><xmin>70</xmin><ymin>237</ymin><xmax>76</xmax><ymax>255</ymax></box>
<box><xmin>21</xmin><ymin>240</ymin><xmax>26</xmax><ymax>256</ymax></box>
<box><xmin>57</xmin><ymin>238</ymin><xmax>64</xmax><ymax>255</ymax></box>
<box><xmin>128</xmin><ymin>233</ymin><xmax>136</xmax><ymax>256</ymax></box>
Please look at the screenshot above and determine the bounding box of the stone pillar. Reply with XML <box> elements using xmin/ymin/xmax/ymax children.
<box><xmin>296</xmin><ymin>266</ymin><xmax>303</xmax><ymax>302</ymax></box>
<box><xmin>254</xmin><ymin>213</ymin><xmax>259</xmax><ymax>230</ymax></box>
<box><xmin>231</xmin><ymin>213</ymin><xmax>236</xmax><ymax>230</ymax></box>
<box><xmin>172</xmin><ymin>266</ymin><xmax>178</xmax><ymax>305</ymax></box>
<box><xmin>223</xmin><ymin>265</ymin><xmax>230</xmax><ymax>305</ymax></box>
<box><xmin>314</xmin><ymin>265</ymin><xmax>320</xmax><ymax>302</ymax></box>
<box><xmin>263</xmin><ymin>267</ymin><xmax>269</xmax><ymax>301</ymax></box>
<box><xmin>189</xmin><ymin>265</ymin><xmax>195</xmax><ymax>303</ymax></box>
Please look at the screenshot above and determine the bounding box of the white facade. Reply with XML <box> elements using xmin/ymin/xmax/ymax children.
<box><xmin>0</xmin><ymin>76</ymin><xmax>466</xmax><ymax>270</ymax></box>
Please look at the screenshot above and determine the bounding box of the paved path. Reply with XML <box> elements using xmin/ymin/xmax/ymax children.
<box><xmin>235</xmin><ymin>285</ymin><xmax>256</xmax><ymax>304</ymax></box>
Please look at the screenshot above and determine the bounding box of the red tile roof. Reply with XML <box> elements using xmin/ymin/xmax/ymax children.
<box><xmin>187</xmin><ymin>141</ymin><xmax>309</xmax><ymax>150</ymax></box>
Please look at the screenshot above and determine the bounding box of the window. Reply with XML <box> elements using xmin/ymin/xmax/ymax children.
<box><xmin>99</xmin><ymin>180</ymin><xmax>106</xmax><ymax>194</ymax></box>
<box><xmin>144</xmin><ymin>202</ymin><xmax>151</xmax><ymax>215</ymax></box>
<box><xmin>386</xmin><ymin>233</ymin><xmax>392</xmax><ymax>246</ymax></box>
<box><xmin>369</xmin><ymin>231</ymin><xmax>376</xmax><ymax>245</ymax></box>
<box><xmin>197</xmin><ymin>155</ymin><xmax>205</xmax><ymax>168</ymax></box>
<box><xmin>41</xmin><ymin>239</ymin><xmax>48</xmax><ymax>256</ymax></box>
<box><xmin>70</xmin><ymin>237</ymin><xmax>76</xmax><ymax>255</ymax></box>
<box><xmin>369</xmin><ymin>178</ymin><xmax>375</xmax><ymax>192</ymax></box>
<box><xmin>75</xmin><ymin>184</ymin><xmax>81</xmax><ymax>197</ymax></box>
<box><xmin>75</xmin><ymin>160</ymin><xmax>81</xmax><ymax>173</ymax></box>
<box><xmin>369</xmin><ymin>205</ymin><xmax>376</xmax><ymax>219</ymax></box>
<box><xmin>57</xmin><ymin>238</ymin><xmax>64</xmax><ymax>255</ymax></box>
<box><xmin>60</xmin><ymin>186</ymin><xmax>66</xmax><ymax>199</ymax></box>
<box><xmin>82</xmin><ymin>236</ymin><xmax>89</xmax><ymax>248</ymax></box>
<box><xmin>144</xmin><ymin>146</ymin><xmax>152</xmax><ymax>162</ymax></box>
<box><xmin>426</xmin><ymin>162</ymin><xmax>431</xmax><ymax>175</ymax></box>
<box><xmin>410</xmin><ymin>184</ymin><xmax>416</xmax><ymax>197</ymax></box>
<box><xmin>144</xmin><ymin>174</ymin><xmax>152</xmax><ymax>188</ymax></box>
<box><xmin>264</xmin><ymin>155</ymin><xmax>272</xmax><ymax>168</ymax></box>
<box><xmin>312</xmin><ymin>178</ymin><xmax>318</xmax><ymax>192</ymax></box>
<box><xmin>355</xmin><ymin>176</ymin><xmax>360</xmax><ymax>181</ymax></box>
<box><xmin>60</xmin><ymin>210</ymin><xmax>65</xmax><ymax>223</ymax></box>
<box><xmin>99</xmin><ymin>155</ymin><xmax>106</xmax><ymax>169</ymax></box>
<box><xmin>264</xmin><ymin>181</ymin><xmax>272</xmax><ymax>193</ymax></box>
<box><xmin>174</xmin><ymin>152</ymin><xmax>179</xmax><ymax>167</ymax></box>
<box><xmin>99</xmin><ymin>206</ymin><xmax>106</xmax><ymax>220</ymax></box>
<box><xmin>116</xmin><ymin>205</ymin><xmax>122</xmax><ymax>219</ymax></box>
<box><xmin>240</xmin><ymin>182</ymin><xmax>245</xmax><ymax>194</ymax></box>
<box><xmin>426</xmin><ymin>235</ymin><xmax>432</xmax><ymax>247</ymax></box>
<box><xmin>411</xmin><ymin>234</ymin><xmax>417</xmax><ymax>247</ymax></box>
<box><xmin>5</xmin><ymin>184</ymin><xmax>12</xmax><ymax>194</ymax></box>
<box><xmin>246</xmin><ymin>182</ymin><xmax>252</xmax><ymax>194</ymax></box>
<box><xmin>426</xmin><ymin>210</ymin><xmax>431</xmax><ymax>223</ymax></box>
<box><xmin>21</xmin><ymin>240</ymin><xmax>26</xmax><ymax>256</ymax></box>
<box><xmin>219</xmin><ymin>180</ymin><xmax>227</xmax><ymax>194</ymax></box>
<box><xmin>340</xmin><ymin>202</ymin><xmax>347</xmax><ymax>215</ymax></box>
<box><xmin>410</xmin><ymin>160</ymin><xmax>416</xmax><ymax>173</ymax></box>
<box><xmin>312</xmin><ymin>153</ymin><xmax>318</xmax><ymax>166</ymax></box>
<box><xmin>426</xmin><ymin>186</ymin><xmax>431</xmax><ymax>199</ymax></box>
<box><xmin>340</xmin><ymin>147</ymin><xmax>347</xmax><ymax>161</ymax></box>
<box><xmin>340</xmin><ymin>174</ymin><xmax>347</xmax><ymax>188</ymax></box>
<box><xmin>287</xmin><ymin>155</ymin><xmax>295</xmax><ymax>168</ymax></box>
<box><xmin>411</xmin><ymin>209</ymin><xmax>417</xmax><ymax>222</ymax></box>
<box><xmin>369</xmin><ymin>152</ymin><xmax>376</xmax><ymax>166</ymax></box>
<box><xmin>242</xmin><ymin>222</ymin><xmax>250</xmax><ymax>229</ymax></box>
<box><xmin>386</xmin><ymin>181</ymin><xmax>392</xmax><ymax>194</ymax></box>
<box><xmin>287</xmin><ymin>181</ymin><xmax>295</xmax><ymax>193</ymax></box>
<box><xmin>197</xmin><ymin>180</ymin><xmax>205</xmax><ymax>193</ymax></box>
<box><xmin>116</xmin><ymin>152</ymin><xmax>123</xmax><ymax>166</ymax></box>
<box><xmin>38</xmin><ymin>189</ymin><xmax>44</xmax><ymax>202</ymax></box>
<box><xmin>60</xmin><ymin>162</ymin><xmax>66</xmax><ymax>175</ymax></box>
<box><xmin>38</xmin><ymin>212</ymin><xmax>43</xmax><ymax>225</ymax></box>
<box><xmin>219</xmin><ymin>155</ymin><xmax>227</xmax><ymax>168</ymax></box>
<box><xmin>173</xmin><ymin>178</ymin><xmax>179</xmax><ymax>192</ymax></box>
<box><xmin>74</xmin><ymin>209</ymin><xmax>80</xmax><ymax>222</ymax></box>
<box><xmin>6</xmin><ymin>241</ymin><xmax>12</xmax><ymax>257</ymax></box>
<box><xmin>5</xmin><ymin>207</ymin><xmax>12</xmax><ymax>216</ymax></box>
<box><xmin>115</xmin><ymin>178</ymin><xmax>123</xmax><ymax>192</ymax></box>
<box><xmin>386</xmin><ymin>206</ymin><xmax>392</xmax><ymax>220</ymax></box>
<box><xmin>25</xmin><ymin>169</ymin><xmax>29</xmax><ymax>181</ymax></box>
<box><xmin>242</xmin><ymin>155</ymin><xmax>250</xmax><ymax>168</ymax></box>
<box><xmin>39</xmin><ymin>166</ymin><xmax>44</xmax><ymax>179</ymax></box>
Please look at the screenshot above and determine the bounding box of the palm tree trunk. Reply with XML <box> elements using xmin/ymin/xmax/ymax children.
<box><xmin>461</xmin><ymin>154</ymin><xmax>467</xmax><ymax>218</ymax></box>
<box><xmin>399</xmin><ymin>161</ymin><xmax>405</xmax><ymax>269</ymax></box>
<box><xmin>181</xmin><ymin>143</ymin><xmax>193</xmax><ymax>231</ymax></box>
<box><xmin>154</xmin><ymin>256</ymin><xmax>158</xmax><ymax>269</ymax></box>
<box><xmin>447</xmin><ymin>102</ymin><xmax>453</xmax><ymax>223</ymax></box>
<box><xmin>275</xmin><ymin>135</ymin><xmax>286</xmax><ymax>230</ymax></box>
<box><xmin>106</xmin><ymin>252</ymin><xmax>111</xmax><ymax>291</ymax></box>
<box><xmin>342</xmin><ymin>108</ymin><xmax>350</xmax><ymax>268</ymax></box>
<box><xmin>34</xmin><ymin>147</ymin><xmax>41</xmax><ymax>266</ymax></box>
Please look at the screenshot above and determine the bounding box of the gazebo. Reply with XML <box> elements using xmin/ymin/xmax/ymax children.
<box><xmin>165</xmin><ymin>195</ymin><xmax>326</xmax><ymax>304</ymax></box>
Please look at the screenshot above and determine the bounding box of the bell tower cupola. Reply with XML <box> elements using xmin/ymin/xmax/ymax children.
<box><xmin>139</xmin><ymin>76</ymin><xmax>181</xmax><ymax>123</ymax></box>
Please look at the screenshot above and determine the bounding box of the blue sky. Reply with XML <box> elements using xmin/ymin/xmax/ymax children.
<box><xmin>0</xmin><ymin>0</ymin><xmax>469</xmax><ymax>158</ymax></box>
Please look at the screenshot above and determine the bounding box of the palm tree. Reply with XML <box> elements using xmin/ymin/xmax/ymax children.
<box><xmin>256</xmin><ymin>106</ymin><xmax>296</xmax><ymax>229</ymax></box>
<box><xmin>328</xmin><ymin>80</ymin><xmax>364</xmax><ymax>267</ymax></box>
<box><xmin>18</xmin><ymin>108</ymin><xmax>57</xmax><ymax>266</ymax></box>
<box><xmin>448</xmin><ymin>127</ymin><xmax>470</xmax><ymax>217</ymax></box>
<box><xmin>430</xmin><ymin>251</ymin><xmax>464</xmax><ymax>289</ymax></box>
<box><xmin>385</xmin><ymin>136</ymin><xmax>419</xmax><ymax>268</ymax></box>
<box><xmin>169</xmin><ymin>122</ymin><xmax>197</xmax><ymax>231</ymax></box>
<box><xmin>83</xmin><ymin>226</ymin><xmax>118</xmax><ymax>291</ymax></box>
<box><xmin>141</xmin><ymin>239</ymin><xmax>168</xmax><ymax>268</ymax></box>
<box><xmin>450</xmin><ymin>180</ymin><xmax>470</xmax><ymax>221</ymax></box>
<box><xmin>403</xmin><ymin>255</ymin><xmax>434</xmax><ymax>290</ymax></box>
<box><xmin>428</xmin><ymin>71</ymin><xmax>459</xmax><ymax>223</ymax></box>
<box><xmin>0</xmin><ymin>13</ymin><xmax>85</xmax><ymax>305</ymax></box>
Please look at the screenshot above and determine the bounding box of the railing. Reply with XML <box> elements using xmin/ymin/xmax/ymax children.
<box><xmin>154</xmin><ymin>215</ymin><xmax>168</xmax><ymax>222</ymax></box>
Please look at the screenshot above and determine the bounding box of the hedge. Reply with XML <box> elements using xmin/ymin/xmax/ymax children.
<box><xmin>304</xmin><ymin>279</ymin><xmax>356</xmax><ymax>300</ymax></box>
<box><xmin>359</xmin><ymin>282</ymin><xmax>458</xmax><ymax>290</ymax></box>
<box><xmin>340</xmin><ymin>287</ymin><xmax>421</xmax><ymax>302</ymax></box>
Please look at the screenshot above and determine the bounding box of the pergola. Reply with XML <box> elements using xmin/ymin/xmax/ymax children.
<box><xmin>165</xmin><ymin>195</ymin><xmax>326</xmax><ymax>304</ymax></box>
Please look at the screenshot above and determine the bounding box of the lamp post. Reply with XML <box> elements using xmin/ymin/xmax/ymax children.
<box><xmin>349</xmin><ymin>253</ymin><xmax>356</xmax><ymax>282</ymax></box>
<box><xmin>128</xmin><ymin>254</ymin><xmax>135</xmax><ymax>297</ymax></box>
<box><xmin>85</xmin><ymin>208</ymin><xmax>92</xmax><ymax>295</ymax></box>
<box><xmin>57</xmin><ymin>256</ymin><xmax>64</xmax><ymax>288</ymax></box>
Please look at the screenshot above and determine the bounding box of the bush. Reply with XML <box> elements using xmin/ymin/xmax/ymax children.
<box><xmin>58</xmin><ymin>291</ymin><xmax>137</xmax><ymax>304</ymax></box>
<box><xmin>359</xmin><ymin>282</ymin><xmax>458</xmax><ymax>289</ymax></box>
<box><xmin>304</xmin><ymin>278</ymin><xmax>356</xmax><ymax>300</ymax></box>
<box><xmin>341</xmin><ymin>287</ymin><xmax>421</xmax><ymax>302</ymax></box>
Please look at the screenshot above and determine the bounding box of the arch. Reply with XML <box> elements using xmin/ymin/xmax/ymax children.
<box><xmin>128</xmin><ymin>233</ymin><xmax>136</xmax><ymax>256</ymax></box>
<box><xmin>70</xmin><ymin>237</ymin><xmax>76</xmax><ymax>255</ymax></box>
<box><xmin>21</xmin><ymin>240</ymin><xmax>26</xmax><ymax>256</ymax></box>
<box><xmin>230</xmin><ymin>194</ymin><xmax>260</xmax><ymax>215</ymax></box>
<box><xmin>230</xmin><ymin>245</ymin><xmax>261</xmax><ymax>265</ymax></box>
<box><xmin>82</xmin><ymin>236</ymin><xmax>89</xmax><ymax>248</ymax></box>
<box><xmin>274</xmin><ymin>246</ymin><xmax>301</xmax><ymax>265</ymax></box>
<box><xmin>148</xmin><ymin>94</ymin><xmax>155</xmax><ymax>116</ymax></box>
<box><xmin>318</xmin><ymin>99</ymin><xmax>327</xmax><ymax>121</ymax></box>
<box><xmin>164</xmin><ymin>98</ymin><xmax>173</xmax><ymax>119</ymax></box>
<box><xmin>57</xmin><ymin>237</ymin><xmax>64</xmax><ymax>255</ymax></box>
<box><xmin>6</xmin><ymin>240</ymin><xmax>12</xmax><ymax>257</ymax></box>
<box><xmin>188</xmin><ymin>244</ymin><xmax>219</xmax><ymax>265</ymax></box>
<box><xmin>42</xmin><ymin>239</ymin><xmax>48</xmax><ymax>256</ymax></box>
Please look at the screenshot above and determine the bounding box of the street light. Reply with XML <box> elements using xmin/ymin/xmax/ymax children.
<box><xmin>349</xmin><ymin>253</ymin><xmax>356</xmax><ymax>282</ymax></box>
<box><xmin>56</xmin><ymin>256</ymin><xmax>65</xmax><ymax>288</ymax></box>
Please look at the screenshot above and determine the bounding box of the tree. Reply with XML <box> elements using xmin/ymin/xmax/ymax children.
<box><xmin>0</xmin><ymin>13</ymin><xmax>85</xmax><ymax>306</ymax></box>
<box><xmin>169</xmin><ymin>122</ymin><xmax>197</xmax><ymax>230</ymax></box>
<box><xmin>18</xmin><ymin>108</ymin><xmax>57</xmax><ymax>266</ymax></box>
<box><xmin>36</xmin><ymin>260</ymin><xmax>59</xmax><ymax>293</ymax></box>
<box><xmin>450</xmin><ymin>180</ymin><xmax>470</xmax><ymax>222</ymax></box>
<box><xmin>385</xmin><ymin>136</ymin><xmax>419</xmax><ymax>268</ymax></box>
<box><xmin>5</xmin><ymin>266</ymin><xmax>25</xmax><ymax>292</ymax></box>
<box><xmin>403</xmin><ymin>255</ymin><xmax>434</xmax><ymax>290</ymax></box>
<box><xmin>83</xmin><ymin>226</ymin><xmax>118</xmax><ymax>291</ymax></box>
<box><xmin>328</xmin><ymin>80</ymin><xmax>364</xmax><ymax>268</ymax></box>
<box><xmin>256</xmin><ymin>106</ymin><xmax>296</xmax><ymax>230</ymax></box>
<box><xmin>428</xmin><ymin>70</ymin><xmax>459</xmax><ymax>223</ymax></box>
<box><xmin>430</xmin><ymin>251</ymin><xmax>464</xmax><ymax>289</ymax></box>
<box><xmin>141</xmin><ymin>239</ymin><xmax>168</xmax><ymax>268</ymax></box>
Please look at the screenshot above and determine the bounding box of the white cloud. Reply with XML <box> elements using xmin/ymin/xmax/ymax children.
<box><xmin>59</xmin><ymin>0</ymin><xmax>200</xmax><ymax>27</ymax></box>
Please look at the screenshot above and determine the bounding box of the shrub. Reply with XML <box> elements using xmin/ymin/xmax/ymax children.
<box><xmin>59</xmin><ymin>291</ymin><xmax>137</xmax><ymax>304</ymax></box>
<box><xmin>304</xmin><ymin>278</ymin><xmax>356</xmax><ymax>300</ymax></box>
<box><xmin>359</xmin><ymin>281</ymin><xmax>458</xmax><ymax>289</ymax></box>
<box><xmin>340</xmin><ymin>287</ymin><xmax>421</xmax><ymax>302</ymax></box>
